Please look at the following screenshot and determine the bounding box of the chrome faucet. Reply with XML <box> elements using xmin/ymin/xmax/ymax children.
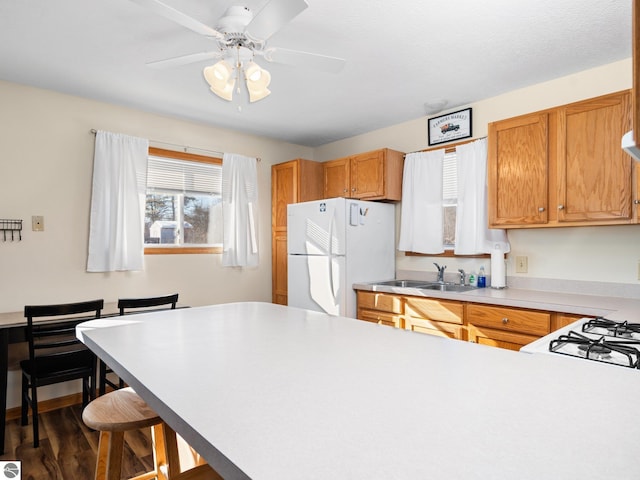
<box><xmin>458</xmin><ymin>269</ymin><xmax>466</xmax><ymax>286</ymax></box>
<box><xmin>433</xmin><ymin>263</ymin><xmax>446</xmax><ymax>283</ymax></box>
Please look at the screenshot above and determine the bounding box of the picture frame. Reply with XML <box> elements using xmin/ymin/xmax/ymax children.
<box><xmin>428</xmin><ymin>108</ymin><xmax>472</xmax><ymax>146</ymax></box>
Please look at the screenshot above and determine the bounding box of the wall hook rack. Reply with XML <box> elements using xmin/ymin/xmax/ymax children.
<box><xmin>0</xmin><ymin>219</ymin><xmax>22</xmax><ymax>241</ymax></box>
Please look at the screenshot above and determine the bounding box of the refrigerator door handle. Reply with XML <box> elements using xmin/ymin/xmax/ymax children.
<box><xmin>328</xmin><ymin>208</ymin><xmax>338</xmax><ymax>299</ymax></box>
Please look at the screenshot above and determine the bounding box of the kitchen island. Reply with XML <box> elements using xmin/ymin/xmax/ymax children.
<box><xmin>77</xmin><ymin>302</ymin><xmax>640</xmax><ymax>479</ymax></box>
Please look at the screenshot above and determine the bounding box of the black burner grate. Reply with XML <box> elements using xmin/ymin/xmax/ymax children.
<box><xmin>549</xmin><ymin>330</ymin><xmax>640</xmax><ymax>368</ymax></box>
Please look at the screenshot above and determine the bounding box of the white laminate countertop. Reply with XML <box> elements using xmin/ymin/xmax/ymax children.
<box><xmin>78</xmin><ymin>302</ymin><xmax>640</xmax><ymax>480</ymax></box>
<box><xmin>353</xmin><ymin>281</ymin><xmax>640</xmax><ymax>321</ymax></box>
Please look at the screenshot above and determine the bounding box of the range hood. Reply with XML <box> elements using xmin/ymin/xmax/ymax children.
<box><xmin>622</xmin><ymin>131</ymin><xmax>640</xmax><ymax>162</ymax></box>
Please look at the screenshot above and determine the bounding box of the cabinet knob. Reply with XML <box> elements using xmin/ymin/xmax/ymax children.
<box><xmin>538</xmin><ymin>207</ymin><xmax>545</xmax><ymax>212</ymax></box>
<box><xmin>352</xmin><ymin>188</ymin><xmax>356</xmax><ymax>192</ymax></box>
<box><xmin>634</xmin><ymin>200</ymin><xmax>640</xmax><ymax>205</ymax></box>
<box><xmin>343</xmin><ymin>189</ymin><xmax>348</xmax><ymax>193</ymax></box>
<box><xmin>558</xmin><ymin>204</ymin><xmax>564</xmax><ymax>210</ymax></box>
<box><xmin>502</xmin><ymin>317</ymin><xmax>509</xmax><ymax>324</ymax></box>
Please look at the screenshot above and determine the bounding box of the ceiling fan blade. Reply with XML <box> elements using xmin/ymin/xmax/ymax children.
<box><xmin>146</xmin><ymin>51</ymin><xmax>222</xmax><ymax>69</ymax></box>
<box><xmin>130</xmin><ymin>0</ymin><xmax>224</xmax><ymax>39</ymax></box>
<box><xmin>263</xmin><ymin>47</ymin><xmax>346</xmax><ymax>73</ymax></box>
<box><xmin>246</xmin><ymin>0</ymin><xmax>309</xmax><ymax>41</ymax></box>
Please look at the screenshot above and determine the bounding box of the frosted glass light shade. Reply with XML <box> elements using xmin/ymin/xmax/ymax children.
<box><xmin>203</xmin><ymin>61</ymin><xmax>235</xmax><ymax>101</ymax></box>
<box><xmin>245</xmin><ymin>62</ymin><xmax>271</xmax><ymax>102</ymax></box>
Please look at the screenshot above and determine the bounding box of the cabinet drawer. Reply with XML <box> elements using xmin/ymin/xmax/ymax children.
<box><xmin>358</xmin><ymin>309</ymin><xmax>402</xmax><ymax>328</ymax></box>
<box><xmin>467</xmin><ymin>304</ymin><xmax>550</xmax><ymax>336</ymax></box>
<box><xmin>405</xmin><ymin>316</ymin><xmax>465</xmax><ymax>340</ymax></box>
<box><xmin>357</xmin><ymin>292</ymin><xmax>403</xmax><ymax>314</ymax></box>
<box><xmin>404</xmin><ymin>297</ymin><xmax>464</xmax><ymax>324</ymax></box>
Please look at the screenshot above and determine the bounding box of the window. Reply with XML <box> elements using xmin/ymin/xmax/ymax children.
<box><xmin>442</xmin><ymin>150</ymin><xmax>457</xmax><ymax>249</ymax></box>
<box><xmin>144</xmin><ymin>147</ymin><xmax>223</xmax><ymax>254</ymax></box>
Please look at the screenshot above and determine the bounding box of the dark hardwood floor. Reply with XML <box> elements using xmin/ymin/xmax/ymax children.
<box><xmin>0</xmin><ymin>403</ymin><xmax>154</xmax><ymax>479</ymax></box>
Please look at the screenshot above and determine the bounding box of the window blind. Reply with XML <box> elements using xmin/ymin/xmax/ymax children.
<box><xmin>147</xmin><ymin>155</ymin><xmax>222</xmax><ymax>195</ymax></box>
<box><xmin>442</xmin><ymin>151</ymin><xmax>457</xmax><ymax>202</ymax></box>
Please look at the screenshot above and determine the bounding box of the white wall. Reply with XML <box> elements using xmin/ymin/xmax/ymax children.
<box><xmin>0</xmin><ymin>80</ymin><xmax>313</xmax><ymax>313</ymax></box>
<box><xmin>314</xmin><ymin>59</ymin><xmax>640</xmax><ymax>285</ymax></box>
<box><xmin>0</xmin><ymin>80</ymin><xmax>313</xmax><ymax>407</ymax></box>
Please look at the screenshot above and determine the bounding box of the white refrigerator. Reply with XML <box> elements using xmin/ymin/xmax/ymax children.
<box><xmin>287</xmin><ymin>197</ymin><xmax>395</xmax><ymax>318</ymax></box>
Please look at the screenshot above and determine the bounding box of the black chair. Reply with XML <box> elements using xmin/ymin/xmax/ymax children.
<box><xmin>21</xmin><ymin>299</ymin><xmax>103</xmax><ymax>447</ymax></box>
<box><xmin>99</xmin><ymin>293</ymin><xmax>179</xmax><ymax>396</ymax></box>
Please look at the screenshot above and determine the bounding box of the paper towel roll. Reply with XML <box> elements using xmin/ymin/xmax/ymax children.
<box><xmin>491</xmin><ymin>247</ymin><xmax>506</xmax><ymax>288</ymax></box>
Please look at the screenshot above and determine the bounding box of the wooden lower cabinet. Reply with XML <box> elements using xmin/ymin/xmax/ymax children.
<box><xmin>404</xmin><ymin>296</ymin><xmax>465</xmax><ymax>340</ymax></box>
<box><xmin>467</xmin><ymin>325</ymin><xmax>539</xmax><ymax>351</ymax></box>
<box><xmin>357</xmin><ymin>291</ymin><xmax>403</xmax><ymax>328</ymax></box>
<box><xmin>467</xmin><ymin>304</ymin><xmax>551</xmax><ymax>352</ymax></box>
<box><xmin>404</xmin><ymin>316</ymin><xmax>465</xmax><ymax>340</ymax></box>
<box><xmin>356</xmin><ymin>290</ymin><xmax>583</xmax><ymax>352</ymax></box>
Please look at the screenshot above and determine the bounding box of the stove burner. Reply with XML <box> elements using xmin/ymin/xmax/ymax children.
<box><xmin>549</xmin><ymin>330</ymin><xmax>640</xmax><ymax>368</ymax></box>
<box><xmin>577</xmin><ymin>343</ymin><xmax>611</xmax><ymax>360</ymax></box>
<box><xmin>583</xmin><ymin>318</ymin><xmax>640</xmax><ymax>339</ymax></box>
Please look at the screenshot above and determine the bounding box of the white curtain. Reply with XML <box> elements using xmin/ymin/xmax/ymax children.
<box><xmin>454</xmin><ymin>138</ymin><xmax>510</xmax><ymax>254</ymax></box>
<box><xmin>222</xmin><ymin>153</ymin><xmax>259</xmax><ymax>267</ymax></box>
<box><xmin>398</xmin><ymin>149</ymin><xmax>445</xmax><ymax>254</ymax></box>
<box><xmin>87</xmin><ymin>130</ymin><xmax>149</xmax><ymax>272</ymax></box>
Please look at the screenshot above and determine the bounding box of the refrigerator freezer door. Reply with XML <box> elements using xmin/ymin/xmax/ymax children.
<box><xmin>287</xmin><ymin>198</ymin><xmax>346</xmax><ymax>256</ymax></box>
<box><xmin>287</xmin><ymin>254</ymin><xmax>346</xmax><ymax>316</ymax></box>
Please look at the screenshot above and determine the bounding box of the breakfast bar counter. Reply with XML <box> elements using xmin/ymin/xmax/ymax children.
<box><xmin>77</xmin><ymin>302</ymin><xmax>640</xmax><ymax>479</ymax></box>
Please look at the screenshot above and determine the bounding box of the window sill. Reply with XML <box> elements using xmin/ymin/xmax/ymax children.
<box><xmin>405</xmin><ymin>251</ymin><xmax>490</xmax><ymax>258</ymax></box>
<box><xmin>145</xmin><ymin>246</ymin><xmax>222</xmax><ymax>255</ymax></box>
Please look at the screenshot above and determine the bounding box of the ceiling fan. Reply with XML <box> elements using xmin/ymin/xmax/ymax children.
<box><xmin>131</xmin><ymin>0</ymin><xmax>346</xmax><ymax>102</ymax></box>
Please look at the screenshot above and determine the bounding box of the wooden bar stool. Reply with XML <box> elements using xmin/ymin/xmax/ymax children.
<box><xmin>82</xmin><ymin>387</ymin><xmax>222</xmax><ymax>480</ymax></box>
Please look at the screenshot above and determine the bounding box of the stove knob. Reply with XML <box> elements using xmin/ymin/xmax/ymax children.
<box><xmin>502</xmin><ymin>317</ymin><xmax>509</xmax><ymax>324</ymax></box>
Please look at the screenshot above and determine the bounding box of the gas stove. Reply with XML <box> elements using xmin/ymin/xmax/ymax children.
<box><xmin>521</xmin><ymin>317</ymin><xmax>640</xmax><ymax>369</ymax></box>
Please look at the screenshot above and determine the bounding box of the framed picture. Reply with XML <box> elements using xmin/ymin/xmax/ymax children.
<box><xmin>428</xmin><ymin>108</ymin><xmax>472</xmax><ymax>146</ymax></box>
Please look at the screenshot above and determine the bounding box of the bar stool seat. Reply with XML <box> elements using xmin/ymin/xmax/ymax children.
<box><xmin>83</xmin><ymin>387</ymin><xmax>222</xmax><ymax>480</ymax></box>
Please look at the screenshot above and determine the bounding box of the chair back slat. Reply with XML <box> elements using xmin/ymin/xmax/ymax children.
<box><xmin>24</xmin><ymin>299</ymin><xmax>103</xmax><ymax>362</ymax></box>
<box><xmin>118</xmin><ymin>294</ymin><xmax>178</xmax><ymax>315</ymax></box>
<box><xmin>25</xmin><ymin>299</ymin><xmax>104</xmax><ymax>319</ymax></box>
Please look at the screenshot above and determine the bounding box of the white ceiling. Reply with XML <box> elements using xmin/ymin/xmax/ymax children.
<box><xmin>0</xmin><ymin>0</ymin><xmax>631</xmax><ymax>147</ymax></box>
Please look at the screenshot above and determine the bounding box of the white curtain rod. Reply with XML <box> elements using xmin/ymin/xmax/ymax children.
<box><xmin>90</xmin><ymin>129</ymin><xmax>261</xmax><ymax>161</ymax></box>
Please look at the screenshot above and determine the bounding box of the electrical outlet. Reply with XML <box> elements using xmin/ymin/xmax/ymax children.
<box><xmin>32</xmin><ymin>215</ymin><xmax>44</xmax><ymax>232</ymax></box>
<box><xmin>515</xmin><ymin>255</ymin><xmax>528</xmax><ymax>273</ymax></box>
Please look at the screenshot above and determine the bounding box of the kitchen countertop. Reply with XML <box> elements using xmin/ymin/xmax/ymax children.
<box><xmin>77</xmin><ymin>302</ymin><xmax>640</xmax><ymax>479</ymax></box>
<box><xmin>353</xmin><ymin>281</ymin><xmax>640</xmax><ymax>321</ymax></box>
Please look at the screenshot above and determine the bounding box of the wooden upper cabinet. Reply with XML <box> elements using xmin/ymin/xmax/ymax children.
<box><xmin>488</xmin><ymin>112</ymin><xmax>549</xmax><ymax>226</ymax></box>
<box><xmin>557</xmin><ymin>91</ymin><xmax>633</xmax><ymax>223</ymax></box>
<box><xmin>323</xmin><ymin>157</ymin><xmax>350</xmax><ymax>198</ymax></box>
<box><xmin>488</xmin><ymin>90</ymin><xmax>636</xmax><ymax>228</ymax></box>
<box><xmin>323</xmin><ymin>148</ymin><xmax>404</xmax><ymax>201</ymax></box>
<box><xmin>271</xmin><ymin>159</ymin><xmax>323</xmax><ymax>305</ymax></box>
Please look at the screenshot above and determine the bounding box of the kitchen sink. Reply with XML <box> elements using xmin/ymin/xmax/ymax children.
<box><xmin>421</xmin><ymin>283</ymin><xmax>478</xmax><ymax>292</ymax></box>
<box><xmin>371</xmin><ymin>280</ymin><xmax>477</xmax><ymax>292</ymax></box>
<box><xmin>372</xmin><ymin>280</ymin><xmax>434</xmax><ymax>288</ymax></box>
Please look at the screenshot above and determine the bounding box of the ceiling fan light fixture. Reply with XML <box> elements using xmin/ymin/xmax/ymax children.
<box><xmin>203</xmin><ymin>60</ymin><xmax>235</xmax><ymax>101</ymax></box>
<box><xmin>245</xmin><ymin>62</ymin><xmax>271</xmax><ymax>102</ymax></box>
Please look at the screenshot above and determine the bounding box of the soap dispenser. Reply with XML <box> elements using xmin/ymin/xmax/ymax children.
<box><xmin>478</xmin><ymin>266</ymin><xmax>486</xmax><ymax>288</ymax></box>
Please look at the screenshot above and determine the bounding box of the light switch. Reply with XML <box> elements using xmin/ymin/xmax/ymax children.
<box><xmin>515</xmin><ymin>256</ymin><xmax>528</xmax><ymax>273</ymax></box>
<box><xmin>32</xmin><ymin>216</ymin><xmax>44</xmax><ymax>232</ymax></box>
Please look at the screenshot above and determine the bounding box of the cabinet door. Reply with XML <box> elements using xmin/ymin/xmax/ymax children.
<box><xmin>358</xmin><ymin>308</ymin><xmax>402</xmax><ymax>328</ymax></box>
<box><xmin>468</xmin><ymin>325</ymin><xmax>539</xmax><ymax>351</ymax></box>
<box><xmin>272</xmin><ymin>161</ymin><xmax>297</xmax><ymax>232</ymax></box>
<box><xmin>557</xmin><ymin>91</ymin><xmax>633</xmax><ymax>222</ymax></box>
<box><xmin>405</xmin><ymin>316</ymin><xmax>465</xmax><ymax>340</ymax></box>
<box><xmin>323</xmin><ymin>157</ymin><xmax>350</xmax><ymax>198</ymax></box>
<box><xmin>350</xmin><ymin>150</ymin><xmax>385</xmax><ymax>199</ymax></box>
<box><xmin>272</xmin><ymin>234</ymin><xmax>288</xmax><ymax>305</ymax></box>
<box><xmin>488</xmin><ymin>112</ymin><xmax>549</xmax><ymax>226</ymax></box>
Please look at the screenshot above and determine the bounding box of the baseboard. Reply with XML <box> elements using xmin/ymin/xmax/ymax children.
<box><xmin>6</xmin><ymin>392</ymin><xmax>84</xmax><ymax>421</ymax></box>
